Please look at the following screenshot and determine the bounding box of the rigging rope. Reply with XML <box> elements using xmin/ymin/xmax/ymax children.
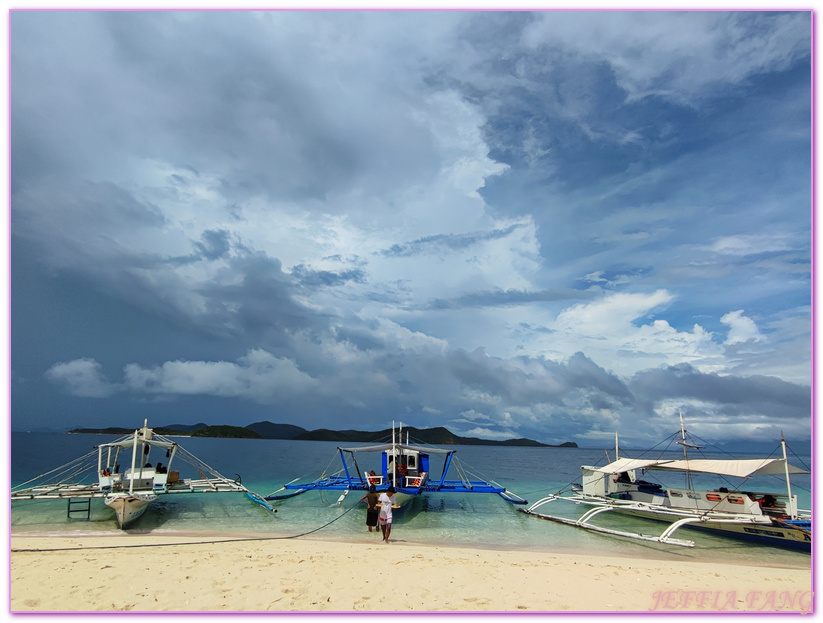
<box><xmin>12</xmin><ymin>449</ymin><xmax>99</xmax><ymax>491</ymax></box>
<box><xmin>11</xmin><ymin>503</ymin><xmax>361</xmax><ymax>553</ymax></box>
<box><xmin>265</xmin><ymin>454</ymin><xmax>347</xmax><ymax>498</ymax></box>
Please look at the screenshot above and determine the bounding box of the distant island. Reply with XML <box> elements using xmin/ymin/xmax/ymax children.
<box><xmin>68</xmin><ymin>421</ymin><xmax>577</xmax><ymax>448</ymax></box>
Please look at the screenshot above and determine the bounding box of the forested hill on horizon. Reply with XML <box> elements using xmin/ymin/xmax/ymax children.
<box><xmin>64</xmin><ymin>420</ymin><xmax>578</xmax><ymax>448</ymax></box>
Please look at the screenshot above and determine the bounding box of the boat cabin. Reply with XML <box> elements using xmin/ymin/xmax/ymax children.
<box><xmin>95</xmin><ymin>422</ymin><xmax>179</xmax><ymax>493</ymax></box>
<box><xmin>581</xmin><ymin>462</ymin><xmax>667</xmax><ymax>504</ymax></box>
<box><xmin>581</xmin><ymin>458</ymin><xmax>668</xmax><ymax>501</ymax></box>
<box><xmin>382</xmin><ymin>447</ymin><xmax>430</xmax><ymax>489</ymax></box>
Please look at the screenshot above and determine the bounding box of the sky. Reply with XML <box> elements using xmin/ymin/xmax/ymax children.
<box><xmin>9</xmin><ymin>10</ymin><xmax>812</xmax><ymax>448</ymax></box>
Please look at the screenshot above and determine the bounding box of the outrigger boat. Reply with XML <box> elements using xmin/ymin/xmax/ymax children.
<box><xmin>12</xmin><ymin>420</ymin><xmax>260</xmax><ymax>528</ymax></box>
<box><xmin>521</xmin><ymin>417</ymin><xmax>811</xmax><ymax>550</ymax></box>
<box><xmin>265</xmin><ymin>422</ymin><xmax>527</xmax><ymax>507</ymax></box>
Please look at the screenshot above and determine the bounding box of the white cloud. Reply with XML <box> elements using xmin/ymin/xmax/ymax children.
<box><xmin>454</xmin><ymin>427</ymin><xmax>518</xmax><ymax>441</ymax></box>
<box><xmin>721</xmin><ymin>310</ymin><xmax>763</xmax><ymax>345</ymax></box>
<box><xmin>707</xmin><ymin>234</ymin><xmax>795</xmax><ymax>256</ymax></box>
<box><xmin>45</xmin><ymin>359</ymin><xmax>115</xmax><ymax>398</ymax></box>
<box><xmin>540</xmin><ymin>291</ymin><xmax>725</xmax><ymax>377</ymax></box>
<box><xmin>521</xmin><ymin>12</ymin><xmax>810</xmax><ymax>104</ymax></box>
<box><xmin>122</xmin><ymin>349</ymin><xmax>318</xmax><ymax>402</ymax></box>
<box><xmin>555</xmin><ymin>290</ymin><xmax>673</xmax><ymax>332</ymax></box>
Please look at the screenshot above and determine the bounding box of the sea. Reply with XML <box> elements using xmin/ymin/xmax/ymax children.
<box><xmin>10</xmin><ymin>432</ymin><xmax>812</xmax><ymax>568</ymax></box>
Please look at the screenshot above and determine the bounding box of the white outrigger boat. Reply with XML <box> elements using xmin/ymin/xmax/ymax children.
<box><xmin>12</xmin><ymin>420</ymin><xmax>260</xmax><ymax>528</ymax></box>
<box><xmin>265</xmin><ymin>422</ymin><xmax>527</xmax><ymax>507</ymax></box>
<box><xmin>522</xmin><ymin>417</ymin><xmax>811</xmax><ymax>551</ymax></box>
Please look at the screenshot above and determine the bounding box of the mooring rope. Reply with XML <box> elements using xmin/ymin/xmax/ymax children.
<box><xmin>11</xmin><ymin>503</ymin><xmax>362</xmax><ymax>553</ymax></box>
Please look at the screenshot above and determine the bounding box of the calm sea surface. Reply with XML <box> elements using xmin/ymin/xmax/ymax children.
<box><xmin>10</xmin><ymin>432</ymin><xmax>811</xmax><ymax>568</ymax></box>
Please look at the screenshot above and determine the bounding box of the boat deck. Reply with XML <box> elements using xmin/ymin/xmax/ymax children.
<box><xmin>11</xmin><ymin>478</ymin><xmax>247</xmax><ymax>500</ymax></box>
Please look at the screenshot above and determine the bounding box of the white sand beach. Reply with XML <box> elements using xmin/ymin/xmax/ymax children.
<box><xmin>10</xmin><ymin>533</ymin><xmax>812</xmax><ymax>613</ymax></box>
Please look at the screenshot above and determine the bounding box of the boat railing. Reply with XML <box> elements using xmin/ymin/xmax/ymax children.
<box><xmin>403</xmin><ymin>472</ymin><xmax>428</xmax><ymax>488</ymax></box>
<box><xmin>97</xmin><ymin>472</ymin><xmax>121</xmax><ymax>490</ymax></box>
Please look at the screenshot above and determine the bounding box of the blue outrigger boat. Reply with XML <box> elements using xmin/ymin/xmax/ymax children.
<box><xmin>265</xmin><ymin>422</ymin><xmax>527</xmax><ymax>507</ymax></box>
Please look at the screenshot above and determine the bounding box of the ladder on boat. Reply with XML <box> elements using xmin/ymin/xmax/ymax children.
<box><xmin>67</xmin><ymin>498</ymin><xmax>91</xmax><ymax>521</ymax></box>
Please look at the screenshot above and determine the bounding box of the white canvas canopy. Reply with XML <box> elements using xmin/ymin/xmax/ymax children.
<box><xmin>587</xmin><ymin>458</ymin><xmax>671</xmax><ymax>474</ymax></box>
<box><xmin>593</xmin><ymin>457</ymin><xmax>808</xmax><ymax>478</ymax></box>
<box><xmin>651</xmin><ymin>458</ymin><xmax>808</xmax><ymax>478</ymax></box>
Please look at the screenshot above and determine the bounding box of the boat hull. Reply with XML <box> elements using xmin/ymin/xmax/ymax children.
<box><xmin>104</xmin><ymin>492</ymin><xmax>156</xmax><ymax>529</ymax></box>
<box><xmin>609</xmin><ymin>505</ymin><xmax>811</xmax><ymax>551</ymax></box>
<box><xmin>392</xmin><ymin>491</ymin><xmax>417</xmax><ymax>507</ymax></box>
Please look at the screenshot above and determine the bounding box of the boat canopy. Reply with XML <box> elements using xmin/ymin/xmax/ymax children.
<box><xmin>339</xmin><ymin>443</ymin><xmax>454</xmax><ymax>455</ymax></box>
<box><xmin>586</xmin><ymin>458</ymin><xmax>669</xmax><ymax>474</ymax></box>
<box><xmin>651</xmin><ymin>458</ymin><xmax>809</xmax><ymax>478</ymax></box>
<box><xmin>593</xmin><ymin>457</ymin><xmax>808</xmax><ymax>478</ymax></box>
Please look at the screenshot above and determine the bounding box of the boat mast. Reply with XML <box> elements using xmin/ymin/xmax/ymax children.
<box><xmin>615</xmin><ymin>432</ymin><xmax>619</xmax><ymax>461</ymax></box>
<box><xmin>129</xmin><ymin>425</ymin><xmax>140</xmax><ymax>495</ymax></box>
<box><xmin>392</xmin><ymin>420</ymin><xmax>397</xmax><ymax>487</ymax></box>
<box><xmin>679</xmin><ymin>412</ymin><xmax>692</xmax><ymax>490</ymax></box>
<box><xmin>781</xmin><ymin>432</ymin><xmax>796</xmax><ymax>519</ymax></box>
<box><xmin>138</xmin><ymin>419</ymin><xmax>151</xmax><ymax>480</ymax></box>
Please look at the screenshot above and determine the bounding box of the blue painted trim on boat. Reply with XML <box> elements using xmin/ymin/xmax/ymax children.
<box><xmin>264</xmin><ymin>488</ymin><xmax>311</xmax><ymax>501</ymax></box>
<box><xmin>246</xmin><ymin>492</ymin><xmax>277</xmax><ymax>511</ymax></box>
<box><xmin>273</xmin><ymin>477</ymin><xmax>527</xmax><ymax>505</ymax></box>
<box><xmin>685</xmin><ymin>522</ymin><xmax>811</xmax><ymax>552</ymax></box>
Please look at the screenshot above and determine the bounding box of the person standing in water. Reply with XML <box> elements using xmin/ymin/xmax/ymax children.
<box><xmin>377</xmin><ymin>486</ymin><xmax>397</xmax><ymax>543</ymax></box>
<box><xmin>361</xmin><ymin>485</ymin><xmax>379</xmax><ymax>532</ymax></box>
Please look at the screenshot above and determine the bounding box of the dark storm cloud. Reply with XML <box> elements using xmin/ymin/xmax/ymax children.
<box><xmin>629</xmin><ymin>364</ymin><xmax>810</xmax><ymax>419</ymax></box>
<box><xmin>331</xmin><ymin>326</ymin><xmax>387</xmax><ymax>353</ymax></box>
<box><xmin>380</xmin><ymin>224</ymin><xmax>526</xmax><ymax>258</ymax></box>
<box><xmin>427</xmin><ymin>287</ymin><xmax>594</xmax><ymax>310</ymax></box>
<box><xmin>12</xmin><ymin>180</ymin><xmax>166</xmax><ymax>254</ymax></box>
<box><xmin>195</xmin><ymin>252</ymin><xmax>323</xmax><ymax>339</ymax></box>
<box><xmin>10</xmin><ymin>11</ymin><xmax>423</xmax><ymax>205</ymax></box>
<box><xmin>565</xmin><ymin>352</ymin><xmax>633</xmax><ymax>402</ymax></box>
<box><xmin>446</xmin><ymin>349</ymin><xmax>632</xmax><ymax>409</ymax></box>
<box><xmin>291</xmin><ymin>264</ymin><xmax>367</xmax><ymax>288</ymax></box>
<box><xmin>194</xmin><ymin>230</ymin><xmax>232</xmax><ymax>261</ymax></box>
<box><xmin>10</xmin><ymin>179</ymin><xmax>324</xmax><ymax>344</ymax></box>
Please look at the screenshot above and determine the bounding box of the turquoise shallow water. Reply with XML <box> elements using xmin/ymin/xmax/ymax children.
<box><xmin>10</xmin><ymin>432</ymin><xmax>811</xmax><ymax>568</ymax></box>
